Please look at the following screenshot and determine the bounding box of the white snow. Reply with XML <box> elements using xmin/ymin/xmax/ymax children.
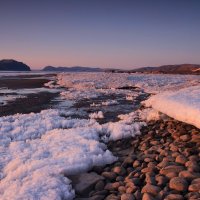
<box><xmin>126</xmin><ymin>95</ymin><xmax>134</xmax><ymax>101</ymax></box>
<box><xmin>90</xmin><ymin>100</ymin><xmax>118</xmax><ymax>107</ymax></box>
<box><xmin>58</xmin><ymin>72</ymin><xmax>200</xmax><ymax>94</ymax></box>
<box><xmin>144</xmin><ymin>85</ymin><xmax>200</xmax><ymax>129</ymax></box>
<box><xmin>89</xmin><ymin>111</ymin><xmax>104</xmax><ymax>119</ymax></box>
<box><xmin>102</xmin><ymin>100</ymin><xmax>118</xmax><ymax>106</ymax></box>
<box><xmin>0</xmin><ymin>109</ymin><xmax>145</xmax><ymax>199</ymax></box>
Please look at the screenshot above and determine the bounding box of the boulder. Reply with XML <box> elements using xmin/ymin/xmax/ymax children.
<box><xmin>69</xmin><ymin>172</ymin><xmax>104</xmax><ymax>196</ymax></box>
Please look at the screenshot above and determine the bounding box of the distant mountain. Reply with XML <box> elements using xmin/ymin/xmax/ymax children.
<box><xmin>0</xmin><ymin>59</ymin><xmax>31</xmax><ymax>71</ymax></box>
<box><xmin>132</xmin><ymin>64</ymin><xmax>200</xmax><ymax>75</ymax></box>
<box><xmin>42</xmin><ymin>66</ymin><xmax>105</xmax><ymax>72</ymax></box>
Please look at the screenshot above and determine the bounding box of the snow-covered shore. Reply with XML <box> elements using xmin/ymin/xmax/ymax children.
<box><xmin>144</xmin><ymin>85</ymin><xmax>200</xmax><ymax>129</ymax></box>
<box><xmin>0</xmin><ymin>72</ymin><xmax>200</xmax><ymax>199</ymax></box>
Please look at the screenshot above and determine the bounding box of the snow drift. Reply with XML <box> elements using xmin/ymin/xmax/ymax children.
<box><xmin>144</xmin><ymin>85</ymin><xmax>200</xmax><ymax>129</ymax></box>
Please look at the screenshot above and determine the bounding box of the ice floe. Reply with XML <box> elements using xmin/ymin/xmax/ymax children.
<box><xmin>144</xmin><ymin>85</ymin><xmax>200</xmax><ymax>129</ymax></box>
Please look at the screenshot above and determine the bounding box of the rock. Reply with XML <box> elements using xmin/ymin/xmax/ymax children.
<box><xmin>185</xmin><ymin>192</ymin><xmax>200</xmax><ymax>199</ymax></box>
<box><xmin>105</xmin><ymin>194</ymin><xmax>119</xmax><ymax>200</ymax></box>
<box><xmin>121</xmin><ymin>193</ymin><xmax>135</xmax><ymax>200</ymax></box>
<box><xmin>123</xmin><ymin>156</ymin><xmax>135</xmax><ymax>166</ymax></box>
<box><xmin>142</xmin><ymin>193</ymin><xmax>155</xmax><ymax>200</ymax></box>
<box><xmin>134</xmin><ymin>190</ymin><xmax>142</xmax><ymax>199</ymax></box>
<box><xmin>141</xmin><ymin>167</ymin><xmax>156</xmax><ymax>173</ymax></box>
<box><xmin>175</xmin><ymin>155</ymin><xmax>188</xmax><ymax>165</ymax></box>
<box><xmin>125</xmin><ymin>181</ymin><xmax>135</xmax><ymax>189</ymax></box>
<box><xmin>155</xmin><ymin>175</ymin><xmax>168</xmax><ymax>186</ymax></box>
<box><xmin>188</xmin><ymin>184</ymin><xmax>199</xmax><ymax>192</ymax></box>
<box><xmin>160</xmin><ymin>165</ymin><xmax>185</xmax><ymax>175</ymax></box>
<box><xmin>95</xmin><ymin>180</ymin><xmax>105</xmax><ymax>191</ymax></box>
<box><xmin>188</xmin><ymin>155</ymin><xmax>199</xmax><ymax>162</ymax></box>
<box><xmin>69</xmin><ymin>172</ymin><xmax>104</xmax><ymax>196</ymax></box>
<box><xmin>116</xmin><ymin>176</ymin><xmax>124</xmax><ymax>182</ymax></box>
<box><xmin>185</xmin><ymin>160</ymin><xmax>198</xmax><ymax>167</ymax></box>
<box><xmin>90</xmin><ymin>195</ymin><xmax>106</xmax><ymax>200</ymax></box>
<box><xmin>145</xmin><ymin>174</ymin><xmax>156</xmax><ymax>185</ymax></box>
<box><xmin>186</xmin><ymin>161</ymin><xmax>200</xmax><ymax>172</ymax></box>
<box><xmin>126</xmin><ymin>186</ymin><xmax>137</xmax><ymax>193</ymax></box>
<box><xmin>164</xmin><ymin>194</ymin><xmax>184</xmax><ymax>200</ymax></box>
<box><xmin>169</xmin><ymin>144</ymin><xmax>178</xmax><ymax>152</ymax></box>
<box><xmin>141</xmin><ymin>184</ymin><xmax>161</xmax><ymax>196</ymax></box>
<box><xmin>144</xmin><ymin>158</ymin><xmax>154</xmax><ymax>163</ymax></box>
<box><xmin>133</xmin><ymin>160</ymin><xmax>140</xmax><ymax>168</ymax></box>
<box><xmin>179</xmin><ymin>170</ymin><xmax>200</xmax><ymax>181</ymax></box>
<box><xmin>169</xmin><ymin>177</ymin><xmax>188</xmax><ymax>192</ymax></box>
<box><xmin>131</xmin><ymin>178</ymin><xmax>140</xmax><ymax>185</ymax></box>
<box><xmin>179</xmin><ymin>134</ymin><xmax>191</xmax><ymax>142</ymax></box>
<box><xmin>126</xmin><ymin>167</ymin><xmax>134</xmax><ymax>174</ymax></box>
<box><xmin>113</xmin><ymin>166</ymin><xmax>126</xmax><ymax>176</ymax></box>
<box><xmin>101</xmin><ymin>172</ymin><xmax>117</xmax><ymax>181</ymax></box>
<box><xmin>147</xmin><ymin>162</ymin><xmax>157</xmax><ymax>168</ymax></box>
<box><xmin>118</xmin><ymin>186</ymin><xmax>126</xmax><ymax>193</ymax></box>
<box><xmin>104</xmin><ymin>182</ymin><xmax>120</xmax><ymax>191</ymax></box>
<box><xmin>171</xmin><ymin>152</ymin><xmax>180</xmax><ymax>158</ymax></box>
<box><xmin>165</xmin><ymin>172</ymin><xmax>178</xmax><ymax>179</ymax></box>
<box><xmin>191</xmin><ymin>178</ymin><xmax>200</xmax><ymax>184</ymax></box>
<box><xmin>191</xmin><ymin>134</ymin><xmax>200</xmax><ymax>143</ymax></box>
<box><xmin>92</xmin><ymin>190</ymin><xmax>108</xmax><ymax>196</ymax></box>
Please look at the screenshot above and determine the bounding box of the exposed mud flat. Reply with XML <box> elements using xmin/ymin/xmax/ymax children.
<box><xmin>0</xmin><ymin>74</ymin><xmax>60</xmax><ymax>116</ymax></box>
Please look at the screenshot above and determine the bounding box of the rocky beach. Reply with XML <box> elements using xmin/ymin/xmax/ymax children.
<box><xmin>72</xmin><ymin>118</ymin><xmax>200</xmax><ymax>200</ymax></box>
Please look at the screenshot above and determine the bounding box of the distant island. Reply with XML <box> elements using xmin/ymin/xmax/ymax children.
<box><xmin>1</xmin><ymin>59</ymin><xmax>200</xmax><ymax>75</ymax></box>
<box><xmin>0</xmin><ymin>59</ymin><xmax>31</xmax><ymax>71</ymax></box>
<box><xmin>42</xmin><ymin>66</ymin><xmax>105</xmax><ymax>72</ymax></box>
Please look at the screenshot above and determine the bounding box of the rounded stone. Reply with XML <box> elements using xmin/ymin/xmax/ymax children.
<box><xmin>164</xmin><ymin>194</ymin><xmax>184</xmax><ymax>200</ymax></box>
<box><xmin>188</xmin><ymin>184</ymin><xmax>199</xmax><ymax>192</ymax></box>
<box><xmin>141</xmin><ymin>184</ymin><xmax>161</xmax><ymax>196</ymax></box>
<box><xmin>121</xmin><ymin>193</ymin><xmax>135</xmax><ymax>200</ymax></box>
<box><xmin>101</xmin><ymin>172</ymin><xmax>117</xmax><ymax>181</ymax></box>
<box><xmin>133</xmin><ymin>160</ymin><xmax>140</xmax><ymax>168</ymax></box>
<box><xmin>95</xmin><ymin>180</ymin><xmax>105</xmax><ymax>191</ymax></box>
<box><xmin>169</xmin><ymin>177</ymin><xmax>188</xmax><ymax>192</ymax></box>
<box><xmin>155</xmin><ymin>175</ymin><xmax>168</xmax><ymax>186</ymax></box>
<box><xmin>142</xmin><ymin>193</ymin><xmax>154</xmax><ymax>200</ymax></box>
<box><xmin>175</xmin><ymin>155</ymin><xmax>188</xmax><ymax>165</ymax></box>
<box><xmin>118</xmin><ymin>186</ymin><xmax>126</xmax><ymax>193</ymax></box>
<box><xmin>113</xmin><ymin>166</ymin><xmax>126</xmax><ymax>176</ymax></box>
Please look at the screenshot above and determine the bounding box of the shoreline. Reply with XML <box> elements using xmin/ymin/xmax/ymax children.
<box><xmin>72</xmin><ymin>118</ymin><xmax>200</xmax><ymax>200</ymax></box>
<box><xmin>0</xmin><ymin>74</ymin><xmax>60</xmax><ymax>116</ymax></box>
<box><xmin>1</xmin><ymin>72</ymin><xmax>200</xmax><ymax>199</ymax></box>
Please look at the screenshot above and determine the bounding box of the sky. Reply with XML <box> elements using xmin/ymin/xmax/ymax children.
<box><xmin>0</xmin><ymin>0</ymin><xmax>200</xmax><ymax>69</ymax></box>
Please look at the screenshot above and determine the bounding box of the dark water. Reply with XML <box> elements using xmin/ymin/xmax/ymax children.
<box><xmin>54</xmin><ymin>88</ymin><xmax>150</xmax><ymax>124</ymax></box>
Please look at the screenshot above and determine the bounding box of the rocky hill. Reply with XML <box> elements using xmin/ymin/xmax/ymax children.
<box><xmin>132</xmin><ymin>64</ymin><xmax>200</xmax><ymax>74</ymax></box>
<box><xmin>0</xmin><ymin>59</ymin><xmax>31</xmax><ymax>71</ymax></box>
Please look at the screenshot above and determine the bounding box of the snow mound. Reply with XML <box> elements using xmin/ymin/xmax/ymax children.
<box><xmin>144</xmin><ymin>85</ymin><xmax>200</xmax><ymax>129</ymax></box>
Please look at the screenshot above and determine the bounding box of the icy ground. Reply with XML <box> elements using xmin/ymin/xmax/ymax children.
<box><xmin>0</xmin><ymin>72</ymin><xmax>200</xmax><ymax>199</ymax></box>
